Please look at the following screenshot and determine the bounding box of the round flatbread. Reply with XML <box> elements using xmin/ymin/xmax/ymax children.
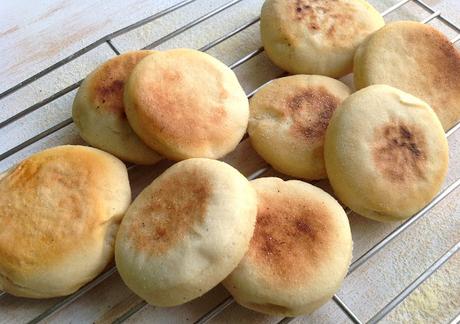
<box><xmin>0</xmin><ymin>145</ymin><xmax>131</xmax><ymax>298</ymax></box>
<box><xmin>324</xmin><ymin>85</ymin><xmax>449</xmax><ymax>222</ymax></box>
<box><xmin>248</xmin><ymin>75</ymin><xmax>351</xmax><ymax>180</ymax></box>
<box><xmin>223</xmin><ymin>177</ymin><xmax>352</xmax><ymax>316</ymax></box>
<box><xmin>124</xmin><ymin>49</ymin><xmax>249</xmax><ymax>161</ymax></box>
<box><xmin>354</xmin><ymin>21</ymin><xmax>460</xmax><ymax>131</ymax></box>
<box><xmin>260</xmin><ymin>0</ymin><xmax>384</xmax><ymax>77</ymax></box>
<box><xmin>115</xmin><ymin>158</ymin><xmax>257</xmax><ymax>306</ymax></box>
<box><xmin>73</xmin><ymin>50</ymin><xmax>162</xmax><ymax>164</ymax></box>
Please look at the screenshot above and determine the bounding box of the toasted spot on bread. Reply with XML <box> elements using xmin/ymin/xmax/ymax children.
<box><xmin>354</xmin><ymin>21</ymin><xmax>460</xmax><ymax>130</ymax></box>
<box><xmin>287</xmin><ymin>86</ymin><xmax>339</xmax><ymax>142</ymax></box>
<box><xmin>124</xmin><ymin>49</ymin><xmax>250</xmax><ymax>161</ymax></box>
<box><xmin>289</xmin><ymin>0</ymin><xmax>367</xmax><ymax>46</ymax></box>
<box><xmin>128</xmin><ymin>169</ymin><xmax>211</xmax><ymax>255</ymax></box>
<box><xmin>89</xmin><ymin>51</ymin><xmax>152</xmax><ymax>116</ymax></box>
<box><xmin>0</xmin><ymin>146</ymin><xmax>130</xmax><ymax>297</ymax></box>
<box><xmin>373</xmin><ymin>122</ymin><xmax>427</xmax><ymax>183</ymax></box>
<box><xmin>249</xmin><ymin>186</ymin><xmax>331</xmax><ymax>285</ymax></box>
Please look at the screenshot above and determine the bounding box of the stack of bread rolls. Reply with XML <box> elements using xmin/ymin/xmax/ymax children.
<box><xmin>0</xmin><ymin>0</ymin><xmax>459</xmax><ymax>319</ymax></box>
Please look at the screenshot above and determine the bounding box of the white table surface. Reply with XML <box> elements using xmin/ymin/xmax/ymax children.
<box><xmin>0</xmin><ymin>0</ymin><xmax>459</xmax><ymax>323</ymax></box>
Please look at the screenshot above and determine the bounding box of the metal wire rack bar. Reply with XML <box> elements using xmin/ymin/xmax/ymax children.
<box><xmin>420</xmin><ymin>10</ymin><xmax>441</xmax><ymax>24</ymax></box>
<box><xmin>348</xmin><ymin>177</ymin><xmax>460</xmax><ymax>275</ymax></box>
<box><xmin>27</xmin><ymin>267</ymin><xmax>118</xmax><ymax>324</ymax></box>
<box><xmin>106</xmin><ymin>40</ymin><xmax>121</xmax><ymax>55</ymax></box>
<box><xmin>194</xmin><ymin>297</ymin><xmax>235</xmax><ymax>324</ymax></box>
<box><xmin>0</xmin><ymin>81</ymin><xmax>81</xmax><ymax>129</ymax></box>
<box><xmin>449</xmin><ymin>312</ymin><xmax>460</xmax><ymax>324</ymax></box>
<box><xmin>112</xmin><ymin>301</ymin><xmax>148</xmax><ymax>324</ymax></box>
<box><xmin>143</xmin><ymin>0</ymin><xmax>244</xmax><ymax>50</ymax></box>
<box><xmin>228</xmin><ymin>47</ymin><xmax>265</xmax><ymax>69</ymax></box>
<box><xmin>1</xmin><ymin>0</ymin><xmax>459</xmax><ymax>323</ymax></box>
<box><xmin>0</xmin><ymin>117</ymin><xmax>73</xmax><ymax>162</ymax></box>
<box><xmin>367</xmin><ymin>241</ymin><xmax>460</xmax><ymax>324</ymax></box>
<box><xmin>277</xmin><ymin>295</ymin><xmax>362</xmax><ymax>324</ymax></box>
<box><xmin>110</xmin><ymin>166</ymin><xmax>272</xmax><ymax>324</ymax></box>
<box><xmin>193</xmin><ymin>176</ymin><xmax>460</xmax><ymax>323</ymax></box>
<box><xmin>0</xmin><ymin>1</ymin><xmax>259</xmax><ymax>133</ymax></box>
<box><xmin>22</xmin><ymin>46</ymin><xmax>271</xmax><ymax>321</ymax></box>
<box><xmin>380</xmin><ymin>0</ymin><xmax>411</xmax><ymax>17</ymax></box>
<box><xmin>0</xmin><ymin>15</ymin><xmax>265</xmax><ymax>165</ymax></box>
<box><xmin>0</xmin><ymin>0</ymin><xmax>198</xmax><ymax>100</ymax></box>
<box><xmin>332</xmin><ymin>295</ymin><xmax>363</xmax><ymax>324</ymax></box>
<box><xmin>193</xmin><ymin>2</ymin><xmax>460</xmax><ymax>323</ymax></box>
<box><xmin>413</xmin><ymin>0</ymin><xmax>460</xmax><ymax>31</ymax></box>
<box><xmin>199</xmin><ymin>17</ymin><xmax>260</xmax><ymax>52</ymax></box>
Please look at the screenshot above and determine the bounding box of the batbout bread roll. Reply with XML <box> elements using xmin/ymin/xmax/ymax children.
<box><xmin>123</xmin><ymin>48</ymin><xmax>249</xmax><ymax>161</ymax></box>
<box><xmin>0</xmin><ymin>145</ymin><xmax>131</xmax><ymax>298</ymax></box>
<box><xmin>248</xmin><ymin>75</ymin><xmax>351</xmax><ymax>180</ymax></box>
<box><xmin>115</xmin><ymin>158</ymin><xmax>257</xmax><ymax>306</ymax></box>
<box><xmin>324</xmin><ymin>85</ymin><xmax>449</xmax><ymax>222</ymax></box>
<box><xmin>223</xmin><ymin>177</ymin><xmax>352</xmax><ymax>316</ymax></box>
<box><xmin>260</xmin><ymin>0</ymin><xmax>384</xmax><ymax>77</ymax></box>
<box><xmin>354</xmin><ymin>21</ymin><xmax>460</xmax><ymax>130</ymax></box>
<box><xmin>72</xmin><ymin>50</ymin><xmax>162</xmax><ymax>164</ymax></box>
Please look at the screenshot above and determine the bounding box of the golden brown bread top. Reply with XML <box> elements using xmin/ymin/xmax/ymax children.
<box><xmin>87</xmin><ymin>50</ymin><xmax>154</xmax><ymax>117</ymax></box>
<box><xmin>0</xmin><ymin>146</ymin><xmax>129</xmax><ymax>275</ymax></box>
<box><xmin>354</xmin><ymin>21</ymin><xmax>460</xmax><ymax>130</ymax></box>
<box><xmin>247</xmin><ymin>178</ymin><xmax>341</xmax><ymax>287</ymax></box>
<box><xmin>373</xmin><ymin>121</ymin><xmax>427</xmax><ymax>183</ymax></box>
<box><xmin>401</xmin><ymin>24</ymin><xmax>459</xmax><ymax>90</ymax></box>
<box><xmin>126</xmin><ymin>167</ymin><xmax>211</xmax><ymax>256</ymax></box>
<box><xmin>287</xmin><ymin>86</ymin><xmax>340</xmax><ymax>142</ymax></box>
<box><xmin>324</xmin><ymin>85</ymin><xmax>449</xmax><ymax>221</ymax></box>
<box><xmin>123</xmin><ymin>48</ymin><xmax>249</xmax><ymax>160</ymax></box>
<box><xmin>279</xmin><ymin>0</ymin><xmax>380</xmax><ymax>48</ymax></box>
<box><xmin>132</xmin><ymin>64</ymin><xmax>228</xmax><ymax>148</ymax></box>
<box><xmin>250</xmin><ymin>75</ymin><xmax>345</xmax><ymax>146</ymax></box>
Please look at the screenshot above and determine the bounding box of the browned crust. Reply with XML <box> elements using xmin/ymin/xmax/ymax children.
<box><xmin>127</xmin><ymin>168</ymin><xmax>211</xmax><ymax>255</ymax></box>
<box><xmin>248</xmin><ymin>181</ymin><xmax>337</xmax><ymax>286</ymax></box>
<box><xmin>88</xmin><ymin>50</ymin><xmax>153</xmax><ymax>117</ymax></box>
<box><xmin>0</xmin><ymin>147</ymin><xmax>122</xmax><ymax>272</ymax></box>
<box><xmin>286</xmin><ymin>86</ymin><xmax>340</xmax><ymax>142</ymax></box>
<box><xmin>358</xmin><ymin>22</ymin><xmax>460</xmax><ymax>130</ymax></box>
<box><xmin>131</xmin><ymin>70</ymin><xmax>229</xmax><ymax>149</ymax></box>
<box><xmin>372</xmin><ymin>121</ymin><xmax>428</xmax><ymax>183</ymax></box>
<box><xmin>287</xmin><ymin>0</ymin><xmax>372</xmax><ymax>47</ymax></box>
<box><xmin>125</xmin><ymin>50</ymin><xmax>248</xmax><ymax>159</ymax></box>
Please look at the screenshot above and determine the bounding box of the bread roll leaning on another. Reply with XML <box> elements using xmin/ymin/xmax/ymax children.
<box><xmin>248</xmin><ymin>75</ymin><xmax>351</xmax><ymax>180</ymax></box>
<box><xmin>260</xmin><ymin>0</ymin><xmax>384</xmax><ymax>77</ymax></box>
<box><xmin>324</xmin><ymin>85</ymin><xmax>449</xmax><ymax>222</ymax></box>
<box><xmin>124</xmin><ymin>48</ymin><xmax>249</xmax><ymax>161</ymax></box>
<box><xmin>72</xmin><ymin>50</ymin><xmax>162</xmax><ymax>164</ymax></box>
<box><xmin>223</xmin><ymin>177</ymin><xmax>352</xmax><ymax>316</ymax></box>
<box><xmin>115</xmin><ymin>158</ymin><xmax>257</xmax><ymax>306</ymax></box>
<box><xmin>0</xmin><ymin>145</ymin><xmax>131</xmax><ymax>298</ymax></box>
<box><xmin>354</xmin><ymin>21</ymin><xmax>460</xmax><ymax>130</ymax></box>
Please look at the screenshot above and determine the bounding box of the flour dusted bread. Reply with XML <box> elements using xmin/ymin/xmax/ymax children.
<box><xmin>223</xmin><ymin>177</ymin><xmax>352</xmax><ymax>316</ymax></box>
<box><xmin>354</xmin><ymin>21</ymin><xmax>460</xmax><ymax>130</ymax></box>
<box><xmin>324</xmin><ymin>85</ymin><xmax>448</xmax><ymax>222</ymax></box>
<box><xmin>115</xmin><ymin>158</ymin><xmax>257</xmax><ymax>306</ymax></box>
<box><xmin>72</xmin><ymin>50</ymin><xmax>162</xmax><ymax>164</ymax></box>
<box><xmin>248</xmin><ymin>75</ymin><xmax>351</xmax><ymax>180</ymax></box>
<box><xmin>0</xmin><ymin>145</ymin><xmax>131</xmax><ymax>298</ymax></box>
<box><xmin>260</xmin><ymin>0</ymin><xmax>384</xmax><ymax>77</ymax></box>
<box><xmin>124</xmin><ymin>49</ymin><xmax>249</xmax><ymax>161</ymax></box>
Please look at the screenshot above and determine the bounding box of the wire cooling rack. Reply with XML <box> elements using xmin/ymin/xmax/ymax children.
<box><xmin>0</xmin><ymin>0</ymin><xmax>459</xmax><ymax>323</ymax></box>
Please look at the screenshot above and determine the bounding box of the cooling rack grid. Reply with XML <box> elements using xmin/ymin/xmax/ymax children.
<box><xmin>0</xmin><ymin>0</ymin><xmax>459</xmax><ymax>323</ymax></box>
